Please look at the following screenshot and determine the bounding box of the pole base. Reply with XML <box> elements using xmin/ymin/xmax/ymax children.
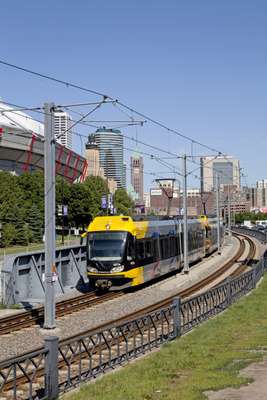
<box><xmin>182</xmin><ymin>269</ymin><xmax>190</xmax><ymax>275</ymax></box>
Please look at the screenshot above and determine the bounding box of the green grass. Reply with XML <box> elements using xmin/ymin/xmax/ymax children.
<box><xmin>66</xmin><ymin>276</ymin><xmax>267</xmax><ymax>400</ymax></box>
<box><xmin>0</xmin><ymin>236</ymin><xmax>80</xmax><ymax>256</ymax></box>
<box><xmin>0</xmin><ymin>303</ymin><xmax>21</xmax><ymax>310</ymax></box>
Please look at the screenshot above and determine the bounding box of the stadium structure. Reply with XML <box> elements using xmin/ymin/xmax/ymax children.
<box><xmin>0</xmin><ymin>102</ymin><xmax>87</xmax><ymax>182</ymax></box>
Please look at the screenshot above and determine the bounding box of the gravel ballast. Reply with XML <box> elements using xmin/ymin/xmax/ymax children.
<box><xmin>0</xmin><ymin>237</ymin><xmax>243</xmax><ymax>361</ymax></box>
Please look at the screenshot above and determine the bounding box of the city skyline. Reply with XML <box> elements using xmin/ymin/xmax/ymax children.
<box><xmin>0</xmin><ymin>1</ymin><xmax>266</xmax><ymax>191</ymax></box>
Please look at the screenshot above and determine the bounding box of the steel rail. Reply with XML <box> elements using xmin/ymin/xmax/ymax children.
<box><xmin>0</xmin><ymin>291</ymin><xmax>122</xmax><ymax>335</ymax></box>
<box><xmin>0</xmin><ymin>232</ymin><xmax>258</xmax><ymax>398</ymax></box>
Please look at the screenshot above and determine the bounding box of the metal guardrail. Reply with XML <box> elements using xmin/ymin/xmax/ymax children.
<box><xmin>232</xmin><ymin>226</ymin><xmax>267</xmax><ymax>243</ymax></box>
<box><xmin>1</xmin><ymin>255</ymin><xmax>267</xmax><ymax>399</ymax></box>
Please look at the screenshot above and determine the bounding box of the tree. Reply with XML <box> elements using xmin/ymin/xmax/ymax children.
<box><xmin>15</xmin><ymin>220</ymin><xmax>29</xmax><ymax>246</ymax></box>
<box><xmin>83</xmin><ymin>176</ymin><xmax>109</xmax><ymax>218</ymax></box>
<box><xmin>68</xmin><ymin>183</ymin><xmax>92</xmax><ymax>229</ymax></box>
<box><xmin>17</xmin><ymin>172</ymin><xmax>45</xmax><ymax>218</ymax></box>
<box><xmin>235</xmin><ymin>212</ymin><xmax>267</xmax><ymax>224</ymax></box>
<box><xmin>114</xmin><ymin>188</ymin><xmax>134</xmax><ymax>215</ymax></box>
<box><xmin>1</xmin><ymin>223</ymin><xmax>16</xmax><ymax>247</ymax></box>
<box><xmin>26</xmin><ymin>204</ymin><xmax>43</xmax><ymax>243</ymax></box>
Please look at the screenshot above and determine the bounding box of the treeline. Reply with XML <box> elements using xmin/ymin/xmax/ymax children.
<box><xmin>235</xmin><ymin>212</ymin><xmax>267</xmax><ymax>224</ymax></box>
<box><xmin>0</xmin><ymin>171</ymin><xmax>134</xmax><ymax>247</ymax></box>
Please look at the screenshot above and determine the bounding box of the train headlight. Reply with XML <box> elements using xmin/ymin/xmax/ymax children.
<box><xmin>88</xmin><ymin>266</ymin><xmax>98</xmax><ymax>273</ymax></box>
<box><xmin>111</xmin><ymin>264</ymin><xmax>124</xmax><ymax>272</ymax></box>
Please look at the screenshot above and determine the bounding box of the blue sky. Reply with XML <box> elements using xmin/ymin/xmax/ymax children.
<box><xmin>1</xmin><ymin>0</ymin><xmax>266</xmax><ymax>190</ymax></box>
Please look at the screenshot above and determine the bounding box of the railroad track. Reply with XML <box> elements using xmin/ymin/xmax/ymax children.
<box><xmin>0</xmin><ymin>232</ymin><xmax>258</xmax><ymax>400</ymax></box>
<box><xmin>0</xmin><ymin>291</ymin><xmax>122</xmax><ymax>336</ymax></box>
<box><xmin>0</xmin><ymin>231</ymin><xmax>249</xmax><ymax>335</ymax></box>
<box><xmin>229</xmin><ymin>234</ymin><xmax>257</xmax><ymax>278</ymax></box>
<box><xmin>0</xmin><ymin>232</ymin><xmax>255</xmax><ymax>338</ymax></box>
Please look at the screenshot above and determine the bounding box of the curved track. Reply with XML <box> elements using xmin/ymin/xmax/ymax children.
<box><xmin>0</xmin><ymin>232</ymin><xmax>256</xmax><ymax>337</ymax></box>
<box><xmin>0</xmin><ymin>232</ymin><xmax>259</xmax><ymax>399</ymax></box>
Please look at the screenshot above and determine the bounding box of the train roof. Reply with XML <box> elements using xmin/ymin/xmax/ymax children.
<box><xmin>87</xmin><ymin>215</ymin><xmax>203</xmax><ymax>239</ymax></box>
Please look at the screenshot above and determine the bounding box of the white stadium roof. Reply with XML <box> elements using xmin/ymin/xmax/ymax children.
<box><xmin>0</xmin><ymin>102</ymin><xmax>44</xmax><ymax>136</ymax></box>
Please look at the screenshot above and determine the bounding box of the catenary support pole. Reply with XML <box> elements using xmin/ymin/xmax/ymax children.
<box><xmin>45</xmin><ymin>336</ymin><xmax>59</xmax><ymax>399</ymax></box>
<box><xmin>216</xmin><ymin>173</ymin><xmax>221</xmax><ymax>254</ymax></box>
<box><xmin>182</xmin><ymin>154</ymin><xmax>189</xmax><ymax>273</ymax></box>
<box><xmin>228</xmin><ymin>185</ymin><xmax>231</xmax><ymax>236</ymax></box>
<box><xmin>44</xmin><ymin>103</ymin><xmax>56</xmax><ymax>329</ymax></box>
<box><xmin>61</xmin><ymin>178</ymin><xmax>64</xmax><ymax>245</ymax></box>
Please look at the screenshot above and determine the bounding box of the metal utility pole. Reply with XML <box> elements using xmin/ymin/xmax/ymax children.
<box><xmin>44</xmin><ymin>103</ymin><xmax>56</xmax><ymax>329</ymax></box>
<box><xmin>182</xmin><ymin>154</ymin><xmax>189</xmax><ymax>273</ymax></box>
<box><xmin>228</xmin><ymin>185</ymin><xmax>231</xmax><ymax>236</ymax></box>
<box><xmin>216</xmin><ymin>173</ymin><xmax>221</xmax><ymax>254</ymax></box>
<box><xmin>61</xmin><ymin>178</ymin><xmax>64</xmax><ymax>245</ymax></box>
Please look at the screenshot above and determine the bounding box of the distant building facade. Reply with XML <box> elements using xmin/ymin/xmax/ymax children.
<box><xmin>148</xmin><ymin>183</ymin><xmax>217</xmax><ymax>216</ymax></box>
<box><xmin>54</xmin><ymin>110</ymin><xmax>72</xmax><ymax>149</ymax></box>
<box><xmin>84</xmin><ymin>134</ymin><xmax>105</xmax><ymax>178</ymax></box>
<box><xmin>130</xmin><ymin>153</ymin><xmax>144</xmax><ymax>203</ymax></box>
<box><xmin>201</xmin><ymin>156</ymin><xmax>240</xmax><ymax>192</ymax></box>
<box><xmin>253</xmin><ymin>180</ymin><xmax>267</xmax><ymax>209</ymax></box>
<box><xmin>107</xmin><ymin>178</ymin><xmax>117</xmax><ymax>194</ymax></box>
<box><xmin>93</xmin><ymin>127</ymin><xmax>125</xmax><ymax>189</ymax></box>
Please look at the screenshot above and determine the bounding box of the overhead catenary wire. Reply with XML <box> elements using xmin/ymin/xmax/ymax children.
<box><xmin>55</xmin><ymin>98</ymin><xmax>107</xmax><ymax>141</ymax></box>
<box><xmin>1</xmin><ymin>100</ymin><xmax>181</xmax><ymax>161</ymax></box>
<box><xmin>0</xmin><ymin>59</ymin><xmax>224</xmax><ymax>156</ymax></box>
<box><xmin>0</xmin><ymin>100</ymin><xmax>230</xmax><ymax>181</ymax></box>
<box><xmin>0</xmin><ymin>100</ymin><xmax>234</xmax><ymax>185</ymax></box>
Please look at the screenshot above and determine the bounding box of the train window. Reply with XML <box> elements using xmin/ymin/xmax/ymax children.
<box><xmin>153</xmin><ymin>238</ymin><xmax>159</xmax><ymax>260</ymax></box>
<box><xmin>177</xmin><ymin>236</ymin><xmax>180</xmax><ymax>256</ymax></box>
<box><xmin>170</xmin><ymin>236</ymin><xmax>178</xmax><ymax>257</ymax></box>
<box><xmin>160</xmin><ymin>236</ymin><xmax>171</xmax><ymax>260</ymax></box>
<box><xmin>160</xmin><ymin>238</ymin><xmax>165</xmax><ymax>259</ymax></box>
<box><xmin>127</xmin><ymin>237</ymin><xmax>135</xmax><ymax>261</ymax></box>
<box><xmin>137</xmin><ymin>241</ymin><xmax>145</xmax><ymax>260</ymax></box>
<box><xmin>145</xmin><ymin>241</ymin><xmax>152</xmax><ymax>258</ymax></box>
<box><xmin>188</xmin><ymin>231</ymin><xmax>192</xmax><ymax>251</ymax></box>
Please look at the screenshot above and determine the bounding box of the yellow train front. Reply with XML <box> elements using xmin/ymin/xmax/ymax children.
<box><xmin>85</xmin><ymin>215</ymin><xmax>212</xmax><ymax>290</ymax></box>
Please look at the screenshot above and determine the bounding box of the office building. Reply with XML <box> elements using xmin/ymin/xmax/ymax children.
<box><xmin>201</xmin><ymin>156</ymin><xmax>240</xmax><ymax>192</ymax></box>
<box><xmin>84</xmin><ymin>134</ymin><xmax>105</xmax><ymax>178</ymax></box>
<box><xmin>256</xmin><ymin>179</ymin><xmax>267</xmax><ymax>189</ymax></box>
<box><xmin>130</xmin><ymin>153</ymin><xmax>144</xmax><ymax>203</ymax></box>
<box><xmin>255</xmin><ymin>180</ymin><xmax>267</xmax><ymax>209</ymax></box>
<box><xmin>54</xmin><ymin>110</ymin><xmax>72</xmax><ymax>149</ymax></box>
<box><xmin>93</xmin><ymin>127</ymin><xmax>125</xmax><ymax>188</ymax></box>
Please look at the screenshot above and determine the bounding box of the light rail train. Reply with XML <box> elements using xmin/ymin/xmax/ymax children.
<box><xmin>84</xmin><ymin>215</ymin><xmax>223</xmax><ymax>290</ymax></box>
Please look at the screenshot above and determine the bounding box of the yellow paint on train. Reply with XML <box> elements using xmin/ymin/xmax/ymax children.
<box><xmin>87</xmin><ymin>215</ymin><xmax>150</xmax><ymax>240</ymax></box>
<box><xmin>88</xmin><ymin>266</ymin><xmax>144</xmax><ymax>286</ymax></box>
<box><xmin>88</xmin><ymin>216</ymin><xmax>136</xmax><ymax>234</ymax></box>
<box><xmin>85</xmin><ymin>216</ymin><xmax>148</xmax><ymax>287</ymax></box>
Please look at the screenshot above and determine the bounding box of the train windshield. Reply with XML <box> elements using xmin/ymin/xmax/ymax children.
<box><xmin>88</xmin><ymin>231</ymin><xmax>127</xmax><ymax>262</ymax></box>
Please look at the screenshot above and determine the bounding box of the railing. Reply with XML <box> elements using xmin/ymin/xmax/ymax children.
<box><xmin>1</xmin><ymin>255</ymin><xmax>267</xmax><ymax>399</ymax></box>
<box><xmin>0</xmin><ymin>347</ymin><xmax>48</xmax><ymax>400</ymax></box>
<box><xmin>58</xmin><ymin>305</ymin><xmax>175</xmax><ymax>393</ymax></box>
<box><xmin>232</xmin><ymin>226</ymin><xmax>267</xmax><ymax>243</ymax></box>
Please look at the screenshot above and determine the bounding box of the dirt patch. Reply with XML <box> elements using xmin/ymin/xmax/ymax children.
<box><xmin>205</xmin><ymin>357</ymin><xmax>267</xmax><ymax>400</ymax></box>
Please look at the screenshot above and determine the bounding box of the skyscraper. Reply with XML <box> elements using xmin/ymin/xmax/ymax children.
<box><xmin>84</xmin><ymin>134</ymin><xmax>105</xmax><ymax>178</ymax></box>
<box><xmin>54</xmin><ymin>110</ymin><xmax>72</xmax><ymax>149</ymax></box>
<box><xmin>130</xmin><ymin>153</ymin><xmax>144</xmax><ymax>203</ymax></box>
<box><xmin>200</xmin><ymin>156</ymin><xmax>240</xmax><ymax>192</ymax></box>
<box><xmin>93</xmin><ymin>127</ymin><xmax>125</xmax><ymax>188</ymax></box>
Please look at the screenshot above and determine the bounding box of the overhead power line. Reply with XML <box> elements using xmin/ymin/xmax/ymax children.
<box><xmin>0</xmin><ymin>59</ymin><xmax>224</xmax><ymax>156</ymax></box>
<box><xmin>0</xmin><ymin>60</ymin><xmax>109</xmax><ymax>99</ymax></box>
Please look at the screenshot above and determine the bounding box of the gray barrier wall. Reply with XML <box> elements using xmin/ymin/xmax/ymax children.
<box><xmin>1</xmin><ymin>245</ymin><xmax>88</xmax><ymax>305</ymax></box>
